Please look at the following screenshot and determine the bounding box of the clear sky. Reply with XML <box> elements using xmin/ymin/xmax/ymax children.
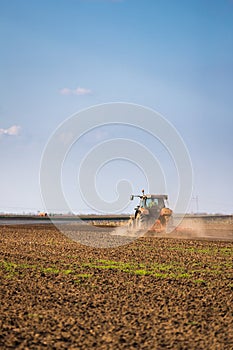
<box><xmin>0</xmin><ymin>0</ymin><xmax>233</xmax><ymax>214</ymax></box>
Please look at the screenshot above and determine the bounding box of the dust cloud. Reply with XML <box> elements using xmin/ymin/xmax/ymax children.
<box><xmin>111</xmin><ymin>216</ymin><xmax>233</xmax><ymax>241</ymax></box>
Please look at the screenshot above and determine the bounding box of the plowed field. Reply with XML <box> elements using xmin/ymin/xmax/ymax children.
<box><xmin>0</xmin><ymin>224</ymin><xmax>232</xmax><ymax>349</ymax></box>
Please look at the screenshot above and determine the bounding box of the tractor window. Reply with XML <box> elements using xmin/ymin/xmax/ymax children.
<box><xmin>140</xmin><ymin>199</ymin><xmax>146</xmax><ymax>208</ymax></box>
<box><xmin>146</xmin><ymin>198</ymin><xmax>159</xmax><ymax>208</ymax></box>
<box><xmin>146</xmin><ymin>198</ymin><xmax>166</xmax><ymax>208</ymax></box>
<box><xmin>158</xmin><ymin>198</ymin><xmax>165</xmax><ymax>208</ymax></box>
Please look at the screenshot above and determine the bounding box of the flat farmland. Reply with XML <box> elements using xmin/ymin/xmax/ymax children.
<box><xmin>0</xmin><ymin>224</ymin><xmax>232</xmax><ymax>349</ymax></box>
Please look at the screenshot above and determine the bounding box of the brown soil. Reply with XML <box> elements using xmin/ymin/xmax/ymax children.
<box><xmin>0</xmin><ymin>224</ymin><xmax>232</xmax><ymax>349</ymax></box>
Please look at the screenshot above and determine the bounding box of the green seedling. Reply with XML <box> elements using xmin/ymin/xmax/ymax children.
<box><xmin>176</xmin><ymin>273</ymin><xmax>192</xmax><ymax>278</ymax></box>
<box><xmin>62</xmin><ymin>269</ymin><xmax>74</xmax><ymax>275</ymax></box>
<box><xmin>153</xmin><ymin>272</ymin><xmax>169</xmax><ymax>278</ymax></box>
<box><xmin>134</xmin><ymin>269</ymin><xmax>150</xmax><ymax>276</ymax></box>
<box><xmin>188</xmin><ymin>321</ymin><xmax>199</xmax><ymax>326</ymax></box>
<box><xmin>41</xmin><ymin>267</ymin><xmax>60</xmax><ymax>274</ymax></box>
<box><xmin>219</xmin><ymin>248</ymin><xmax>233</xmax><ymax>255</ymax></box>
<box><xmin>193</xmin><ymin>279</ymin><xmax>206</xmax><ymax>284</ymax></box>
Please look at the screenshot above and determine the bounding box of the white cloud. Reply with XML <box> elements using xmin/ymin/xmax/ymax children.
<box><xmin>60</xmin><ymin>88</ymin><xmax>72</xmax><ymax>96</ymax></box>
<box><xmin>0</xmin><ymin>125</ymin><xmax>21</xmax><ymax>136</ymax></box>
<box><xmin>60</xmin><ymin>87</ymin><xmax>92</xmax><ymax>96</ymax></box>
<box><xmin>74</xmin><ymin>87</ymin><xmax>92</xmax><ymax>95</ymax></box>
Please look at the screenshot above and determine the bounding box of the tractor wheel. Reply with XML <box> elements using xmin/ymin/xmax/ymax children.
<box><xmin>159</xmin><ymin>215</ymin><xmax>166</xmax><ymax>228</ymax></box>
<box><xmin>135</xmin><ymin>213</ymin><xmax>148</xmax><ymax>229</ymax></box>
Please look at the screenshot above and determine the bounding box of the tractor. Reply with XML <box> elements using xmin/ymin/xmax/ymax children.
<box><xmin>128</xmin><ymin>189</ymin><xmax>173</xmax><ymax>233</ymax></box>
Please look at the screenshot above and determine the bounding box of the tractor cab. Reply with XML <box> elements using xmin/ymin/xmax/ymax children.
<box><xmin>130</xmin><ymin>190</ymin><xmax>168</xmax><ymax>211</ymax></box>
<box><xmin>142</xmin><ymin>196</ymin><xmax>166</xmax><ymax>209</ymax></box>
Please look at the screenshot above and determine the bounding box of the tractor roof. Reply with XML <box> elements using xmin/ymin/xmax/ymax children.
<box><xmin>146</xmin><ymin>194</ymin><xmax>168</xmax><ymax>200</ymax></box>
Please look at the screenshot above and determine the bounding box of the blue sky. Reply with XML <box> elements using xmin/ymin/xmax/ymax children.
<box><xmin>0</xmin><ymin>0</ymin><xmax>233</xmax><ymax>214</ymax></box>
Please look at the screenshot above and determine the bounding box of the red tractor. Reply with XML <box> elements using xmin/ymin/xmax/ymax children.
<box><xmin>128</xmin><ymin>190</ymin><xmax>173</xmax><ymax>233</ymax></box>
